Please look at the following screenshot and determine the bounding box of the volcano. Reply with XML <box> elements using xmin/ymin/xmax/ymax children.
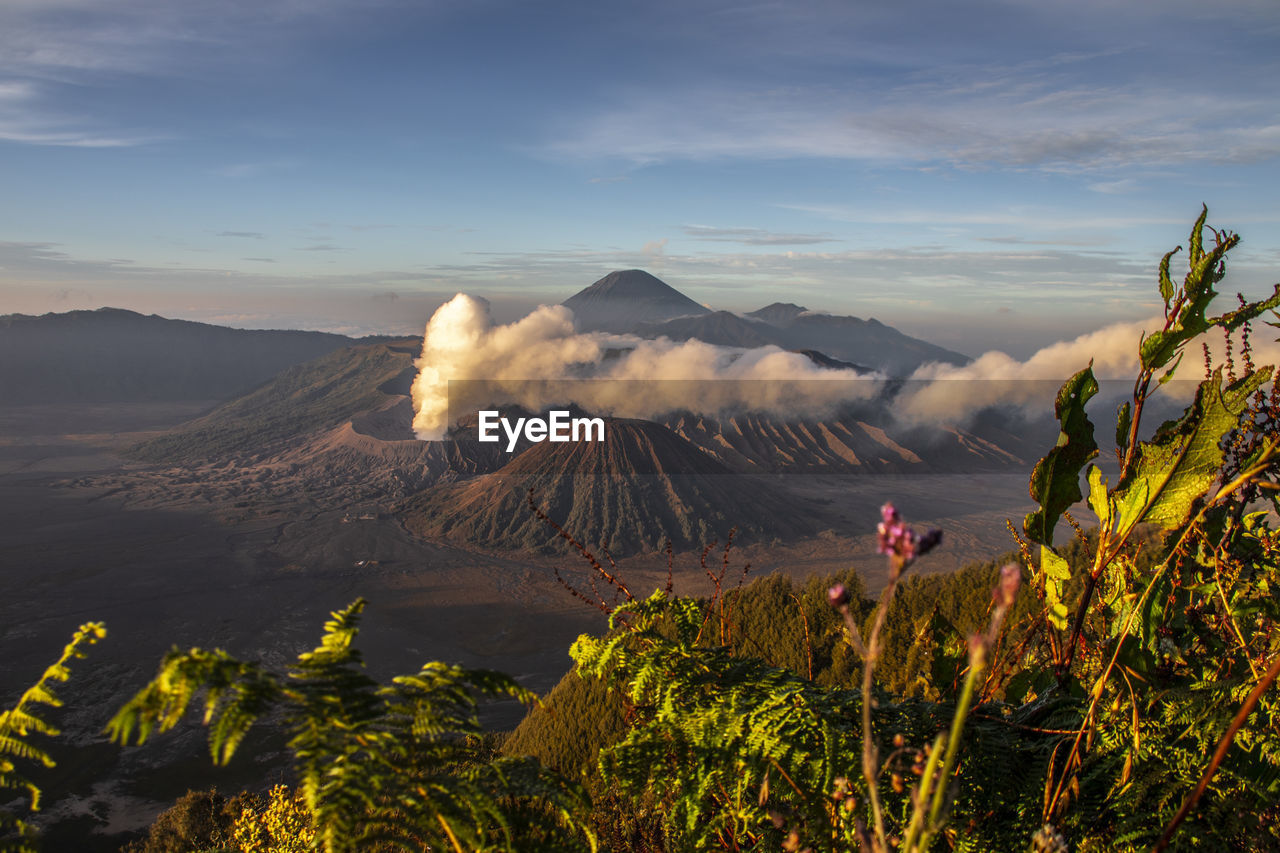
<box><xmin>401</xmin><ymin>418</ymin><xmax>820</xmax><ymax>554</ymax></box>
<box><xmin>562</xmin><ymin>269</ymin><xmax>710</xmax><ymax>333</ymax></box>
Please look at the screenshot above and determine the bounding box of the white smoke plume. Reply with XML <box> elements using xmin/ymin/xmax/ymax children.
<box><xmin>410</xmin><ymin>294</ymin><xmax>874</xmax><ymax>439</ymax></box>
<box><xmin>411</xmin><ymin>296</ymin><xmax>1280</xmax><ymax>439</ymax></box>
<box><xmin>900</xmin><ymin>315</ymin><xmax>1280</xmax><ymax>423</ymax></box>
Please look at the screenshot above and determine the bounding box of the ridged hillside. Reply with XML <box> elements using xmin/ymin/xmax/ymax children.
<box><xmin>402</xmin><ymin>419</ymin><xmax>820</xmax><ymax>554</ymax></box>
<box><xmin>129</xmin><ymin>342</ymin><xmax>421</xmax><ymax>462</ymax></box>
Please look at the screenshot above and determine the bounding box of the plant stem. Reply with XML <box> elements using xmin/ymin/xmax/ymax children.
<box><xmin>921</xmin><ymin>643</ymin><xmax>984</xmax><ymax>847</ymax></box>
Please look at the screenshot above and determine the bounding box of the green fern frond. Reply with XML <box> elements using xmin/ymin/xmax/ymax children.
<box><xmin>111</xmin><ymin>601</ymin><xmax>596</xmax><ymax>853</ymax></box>
<box><xmin>1</xmin><ymin>622</ymin><xmax>105</xmax><ymax>852</ymax></box>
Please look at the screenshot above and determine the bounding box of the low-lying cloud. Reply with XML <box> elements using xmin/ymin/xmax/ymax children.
<box><xmin>409</xmin><ymin>294</ymin><xmax>873</xmax><ymax>440</ymax></box>
<box><xmin>410</xmin><ymin>295</ymin><xmax>1280</xmax><ymax>440</ymax></box>
<box><xmin>900</xmin><ymin>316</ymin><xmax>1280</xmax><ymax>423</ymax></box>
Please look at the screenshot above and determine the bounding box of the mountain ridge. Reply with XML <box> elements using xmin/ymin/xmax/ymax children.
<box><xmin>0</xmin><ymin>307</ymin><xmax>356</xmax><ymax>403</ymax></box>
<box><xmin>563</xmin><ymin>270</ymin><xmax>969</xmax><ymax>375</ymax></box>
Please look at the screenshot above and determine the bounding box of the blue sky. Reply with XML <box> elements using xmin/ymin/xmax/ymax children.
<box><xmin>2</xmin><ymin>0</ymin><xmax>1278</xmax><ymax>356</ymax></box>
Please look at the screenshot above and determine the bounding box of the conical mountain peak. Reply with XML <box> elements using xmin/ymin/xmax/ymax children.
<box><xmin>563</xmin><ymin>270</ymin><xmax>710</xmax><ymax>333</ymax></box>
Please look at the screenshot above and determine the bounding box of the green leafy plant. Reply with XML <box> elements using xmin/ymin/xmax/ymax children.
<box><xmin>231</xmin><ymin>784</ymin><xmax>316</xmax><ymax>853</ymax></box>
<box><xmin>1001</xmin><ymin>208</ymin><xmax>1280</xmax><ymax>849</ymax></box>
<box><xmin>562</xmin><ymin>207</ymin><xmax>1280</xmax><ymax>852</ymax></box>
<box><xmin>108</xmin><ymin>600</ymin><xmax>596</xmax><ymax>853</ymax></box>
<box><xmin>99</xmin><ymin>207</ymin><xmax>1280</xmax><ymax>852</ymax></box>
<box><xmin>0</xmin><ymin>622</ymin><xmax>106</xmax><ymax>853</ymax></box>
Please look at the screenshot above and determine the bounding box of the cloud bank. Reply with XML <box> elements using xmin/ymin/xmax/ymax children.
<box><xmin>410</xmin><ymin>295</ymin><xmax>1280</xmax><ymax>441</ymax></box>
<box><xmin>409</xmin><ymin>294</ymin><xmax>873</xmax><ymax>439</ymax></box>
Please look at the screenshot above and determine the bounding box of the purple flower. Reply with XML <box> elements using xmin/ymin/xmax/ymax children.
<box><xmin>876</xmin><ymin>503</ymin><xmax>943</xmax><ymax>564</ymax></box>
<box><xmin>828</xmin><ymin>583</ymin><xmax>850</xmax><ymax>608</ymax></box>
<box><xmin>877</xmin><ymin>512</ymin><xmax>913</xmax><ymax>559</ymax></box>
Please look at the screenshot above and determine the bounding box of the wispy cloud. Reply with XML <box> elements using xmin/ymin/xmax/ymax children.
<box><xmin>551</xmin><ymin>82</ymin><xmax>1280</xmax><ymax>171</ymax></box>
<box><xmin>0</xmin><ymin>0</ymin><xmax>409</xmax><ymax>147</ymax></box>
<box><xmin>0</xmin><ymin>78</ymin><xmax>160</xmax><ymax>147</ymax></box>
<box><xmin>216</xmin><ymin>230</ymin><xmax>265</xmax><ymax>239</ymax></box>
<box><xmin>0</xmin><ymin>0</ymin><xmax>406</xmax><ymax>78</ymax></box>
<box><xmin>682</xmin><ymin>224</ymin><xmax>837</xmax><ymax>246</ymax></box>
<box><xmin>776</xmin><ymin>204</ymin><xmax>1191</xmax><ymax>231</ymax></box>
<box><xmin>8</xmin><ymin>235</ymin><xmax>1274</xmax><ymax>358</ymax></box>
<box><xmin>439</xmin><ymin>242</ymin><xmax>1156</xmax><ymax>309</ymax></box>
<box><xmin>1087</xmin><ymin>178</ymin><xmax>1139</xmax><ymax>194</ymax></box>
<box><xmin>977</xmin><ymin>236</ymin><xmax>1111</xmax><ymax>247</ymax></box>
<box><xmin>544</xmin><ymin>19</ymin><xmax>1280</xmax><ymax>173</ymax></box>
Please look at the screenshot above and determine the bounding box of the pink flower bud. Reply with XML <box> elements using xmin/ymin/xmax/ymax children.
<box><xmin>994</xmin><ymin>563</ymin><xmax>1022</xmax><ymax>609</ymax></box>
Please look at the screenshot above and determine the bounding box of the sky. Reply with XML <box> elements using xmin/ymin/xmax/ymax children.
<box><xmin>2</xmin><ymin>0</ymin><xmax>1279</xmax><ymax>357</ymax></box>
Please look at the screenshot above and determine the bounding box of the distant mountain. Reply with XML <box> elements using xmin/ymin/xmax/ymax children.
<box><xmin>774</xmin><ymin>313</ymin><xmax>968</xmax><ymax>376</ymax></box>
<box><xmin>642</xmin><ymin>306</ymin><xmax>969</xmax><ymax>376</ymax></box>
<box><xmin>746</xmin><ymin>302</ymin><xmax>808</xmax><ymax>325</ymax></box>
<box><xmin>562</xmin><ymin>270</ymin><xmax>710</xmax><ymax>333</ymax></box>
<box><xmin>0</xmin><ymin>308</ymin><xmax>354</xmax><ymax>403</ymax></box>
<box><xmin>128</xmin><ymin>341</ymin><xmax>420</xmax><ymax>462</ymax></box>
<box><xmin>402</xmin><ymin>418</ymin><xmax>820</xmax><ymax>554</ymax></box>
<box><xmin>634</xmin><ymin>310</ymin><xmax>788</xmax><ymax>349</ymax></box>
<box><xmin>561</xmin><ymin>271</ymin><xmax>967</xmax><ymax>375</ymax></box>
<box><xmin>795</xmin><ymin>350</ymin><xmax>869</xmax><ymax>372</ymax></box>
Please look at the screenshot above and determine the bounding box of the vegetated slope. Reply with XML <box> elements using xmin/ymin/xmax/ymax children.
<box><xmin>128</xmin><ymin>341</ymin><xmax>421</xmax><ymax>462</ymax></box>
<box><xmin>504</xmin><ymin>568</ymin><xmax>871</xmax><ymax>780</ymax></box>
<box><xmin>0</xmin><ymin>307</ymin><xmax>353</xmax><ymax>403</ymax></box>
<box><xmin>402</xmin><ymin>419</ymin><xmax>821</xmax><ymax>554</ymax></box>
<box><xmin>562</xmin><ymin>269</ymin><xmax>710</xmax><ymax>333</ymax></box>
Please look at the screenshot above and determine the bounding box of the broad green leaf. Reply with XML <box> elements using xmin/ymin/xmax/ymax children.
<box><xmin>1188</xmin><ymin>204</ymin><xmax>1208</xmax><ymax>267</ymax></box>
<box><xmin>1115</xmin><ymin>401</ymin><xmax>1132</xmax><ymax>452</ymax></box>
<box><xmin>1113</xmin><ymin>635</ymin><xmax>1156</xmax><ymax>680</ymax></box>
<box><xmin>1087</xmin><ymin>465</ymin><xmax>1110</xmax><ymax>531</ymax></box>
<box><xmin>1041</xmin><ymin>547</ymin><xmax>1072</xmax><ymax>631</ymax></box>
<box><xmin>1024</xmin><ymin>366</ymin><xmax>1099</xmax><ymax>546</ymax></box>
<box><xmin>1157</xmin><ymin>247</ymin><xmax>1178</xmax><ymax>304</ymax></box>
<box><xmin>1113</xmin><ymin>367</ymin><xmax>1271</xmax><ymax>533</ymax></box>
<box><xmin>1049</xmin><ymin>601</ymin><xmax>1069</xmax><ymax>631</ymax></box>
<box><xmin>1140</xmin><ymin>330</ymin><xmax>1178</xmax><ymax>372</ymax></box>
